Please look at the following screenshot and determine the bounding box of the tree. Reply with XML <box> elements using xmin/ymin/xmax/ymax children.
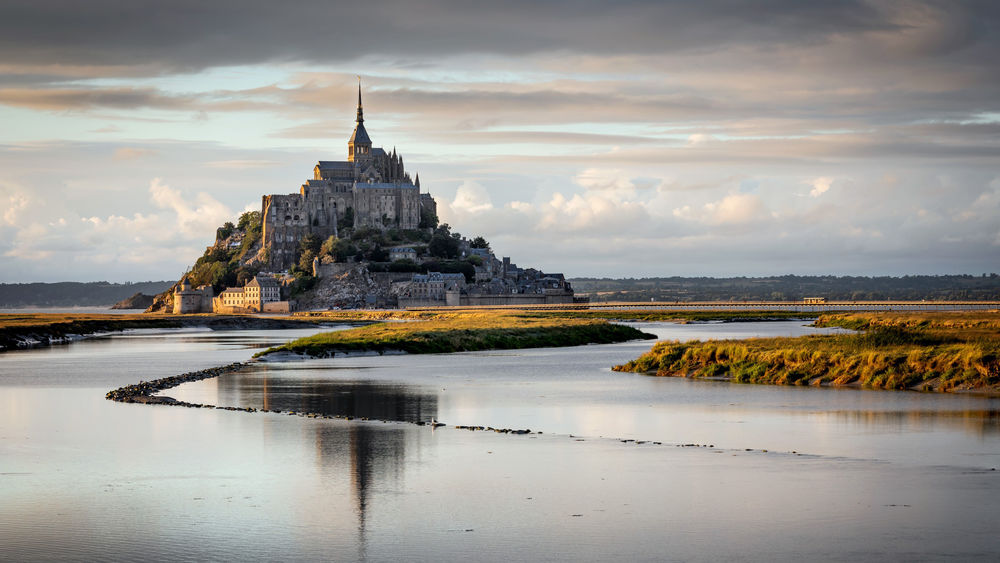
<box><xmin>320</xmin><ymin>235</ymin><xmax>339</xmax><ymax>257</ymax></box>
<box><xmin>299</xmin><ymin>233</ymin><xmax>322</xmax><ymax>255</ymax></box>
<box><xmin>419</xmin><ymin>207</ymin><xmax>438</xmax><ymax>229</ymax></box>
<box><xmin>368</xmin><ymin>244</ymin><xmax>389</xmax><ymax>262</ymax></box>
<box><xmin>238</xmin><ymin>210</ymin><xmax>261</xmax><ymax>231</ymax></box>
<box><xmin>217</xmin><ymin>221</ymin><xmax>235</xmax><ymax>241</ymax></box>
<box><xmin>470</xmin><ymin>236</ymin><xmax>490</xmax><ymax>249</ymax></box>
<box><xmin>331</xmin><ymin>239</ymin><xmax>358</xmax><ymax>262</ymax></box>
<box><xmin>236</xmin><ymin>267</ymin><xmax>257</xmax><ymax>286</ymax></box>
<box><xmin>297</xmin><ymin>250</ymin><xmax>316</xmax><ymax>274</ymax></box>
<box><xmin>428</xmin><ymin>230</ymin><xmax>460</xmax><ymax>258</ymax></box>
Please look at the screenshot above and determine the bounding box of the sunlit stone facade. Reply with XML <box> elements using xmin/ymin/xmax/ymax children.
<box><xmin>262</xmin><ymin>85</ymin><xmax>434</xmax><ymax>270</ymax></box>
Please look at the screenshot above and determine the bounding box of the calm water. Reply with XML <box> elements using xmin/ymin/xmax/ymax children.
<box><xmin>1</xmin><ymin>322</ymin><xmax>998</xmax><ymax>561</ymax></box>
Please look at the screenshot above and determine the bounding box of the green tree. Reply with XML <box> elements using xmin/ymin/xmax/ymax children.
<box><xmin>368</xmin><ymin>244</ymin><xmax>389</xmax><ymax>262</ymax></box>
<box><xmin>297</xmin><ymin>250</ymin><xmax>316</xmax><ymax>274</ymax></box>
<box><xmin>299</xmin><ymin>233</ymin><xmax>322</xmax><ymax>256</ymax></box>
<box><xmin>419</xmin><ymin>207</ymin><xmax>438</xmax><ymax>229</ymax></box>
<box><xmin>428</xmin><ymin>229</ymin><xmax>460</xmax><ymax>259</ymax></box>
<box><xmin>331</xmin><ymin>239</ymin><xmax>358</xmax><ymax>262</ymax></box>
<box><xmin>320</xmin><ymin>235</ymin><xmax>339</xmax><ymax>257</ymax></box>
<box><xmin>238</xmin><ymin>210</ymin><xmax>261</xmax><ymax>231</ymax></box>
<box><xmin>217</xmin><ymin>221</ymin><xmax>235</xmax><ymax>240</ymax></box>
<box><xmin>235</xmin><ymin>266</ymin><xmax>259</xmax><ymax>286</ymax></box>
<box><xmin>469</xmin><ymin>236</ymin><xmax>490</xmax><ymax>249</ymax></box>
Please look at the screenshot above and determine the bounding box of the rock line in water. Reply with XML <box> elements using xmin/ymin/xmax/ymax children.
<box><xmin>105</xmin><ymin>362</ymin><xmax>840</xmax><ymax>460</ymax></box>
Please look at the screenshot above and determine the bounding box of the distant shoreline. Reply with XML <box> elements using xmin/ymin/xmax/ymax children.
<box><xmin>0</xmin><ymin>313</ymin><xmax>332</xmax><ymax>353</ymax></box>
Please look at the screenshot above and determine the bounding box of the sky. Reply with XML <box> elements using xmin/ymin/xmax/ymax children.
<box><xmin>1</xmin><ymin>0</ymin><xmax>998</xmax><ymax>282</ymax></box>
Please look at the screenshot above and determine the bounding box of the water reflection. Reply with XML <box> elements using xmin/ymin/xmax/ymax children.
<box><xmin>312</xmin><ymin>422</ymin><xmax>411</xmax><ymax>559</ymax></box>
<box><xmin>215</xmin><ymin>363</ymin><xmax>439</xmax><ymax>423</ymax></box>
<box><xmin>826</xmin><ymin>408</ymin><xmax>1000</xmax><ymax>436</ymax></box>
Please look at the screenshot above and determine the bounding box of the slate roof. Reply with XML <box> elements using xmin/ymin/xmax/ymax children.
<box><xmin>349</xmin><ymin>123</ymin><xmax>371</xmax><ymax>145</ymax></box>
<box><xmin>317</xmin><ymin>161</ymin><xmax>353</xmax><ymax>170</ymax></box>
<box><xmin>355</xmin><ymin>181</ymin><xmax>417</xmax><ymax>189</ymax></box>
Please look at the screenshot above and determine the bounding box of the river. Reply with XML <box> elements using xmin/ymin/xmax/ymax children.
<box><xmin>1</xmin><ymin>322</ymin><xmax>998</xmax><ymax>561</ymax></box>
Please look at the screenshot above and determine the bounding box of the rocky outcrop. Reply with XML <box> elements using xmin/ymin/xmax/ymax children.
<box><xmin>295</xmin><ymin>263</ymin><xmax>396</xmax><ymax>310</ymax></box>
<box><xmin>145</xmin><ymin>281</ymin><xmax>180</xmax><ymax>313</ymax></box>
<box><xmin>111</xmin><ymin>292</ymin><xmax>155</xmax><ymax>310</ymax></box>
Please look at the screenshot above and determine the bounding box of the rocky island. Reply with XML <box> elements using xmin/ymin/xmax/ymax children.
<box><xmin>146</xmin><ymin>86</ymin><xmax>577</xmax><ymax>314</ymax></box>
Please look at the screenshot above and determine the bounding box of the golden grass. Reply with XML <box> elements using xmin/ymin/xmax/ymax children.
<box><xmin>614</xmin><ymin>311</ymin><xmax>1000</xmax><ymax>394</ymax></box>
<box><xmin>258</xmin><ymin>311</ymin><xmax>655</xmax><ymax>357</ymax></box>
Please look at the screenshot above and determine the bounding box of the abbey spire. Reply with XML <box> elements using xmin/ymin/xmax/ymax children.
<box><xmin>356</xmin><ymin>81</ymin><xmax>364</xmax><ymax>124</ymax></box>
<box><xmin>348</xmin><ymin>79</ymin><xmax>372</xmax><ymax>162</ymax></box>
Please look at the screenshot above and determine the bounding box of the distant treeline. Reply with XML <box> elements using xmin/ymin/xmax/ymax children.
<box><xmin>0</xmin><ymin>281</ymin><xmax>175</xmax><ymax>308</ymax></box>
<box><xmin>569</xmin><ymin>274</ymin><xmax>1000</xmax><ymax>302</ymax></box>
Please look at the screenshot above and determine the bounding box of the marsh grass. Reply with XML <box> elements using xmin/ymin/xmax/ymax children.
<box><xmin>614</xmin><ymin>312</ymin><xmax>1000</xmax><ymax>393</ymax></box>
<box><xmin>0</xmin><ymin>313</ymin><xmax>326</xmax><ymax>351</ymax></box>
<box><xmin>257</xmin><ymin>312</ymin><xmax>656</xmax><ymax>357</ymax></box>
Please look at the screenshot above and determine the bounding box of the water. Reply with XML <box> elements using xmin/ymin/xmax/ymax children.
<box><xmin>1</xmin><ymin>322</ymin><xmax>998</xmax><ymax>561</ymax></box>
<box><xmin>0</xmin><ymin>307</ymin><xmax>139</xmax><ymax>314</ymax></box>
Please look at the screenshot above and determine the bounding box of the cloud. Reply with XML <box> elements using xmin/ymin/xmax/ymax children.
<box><xmin>574</xmin><ymin>169</ymin><xmax>636</xmax><ymax>192</ymax></box>
<box><xmin>203</xmin><ymin>159</ymin><xmax>283</xmax><ymax>169</ymax></box>
<box><xmin>809</xmin><ymin>177</ymin><xmax>833</xmax><ymax>197</ymax></box>
<box><xmin>1</xmin><ymin>3</ymin><xmax>999</xmax><ymax>280</ymax></box>
<box><xmin>113</xmin><ymin>147</ymin><xmax>158</xmax><ymax>160</ymax></box>
<box><xmin>672</xmin><ymin>192</ymin><xmax>768</xmax><ymax>225</ymax></box>
<box><xmin>3</xmin><ymin>191</ymin><xmax>29</xmax><ymax>226</ymax></box>
<box><xmin>0</xmin><ymin>87</ymin><xmax>197</xmax><ymax>111</ymax></box>
<box><xmin>148</xmin><ymin>178</ymin><xmax>233</xmax><ymax>238</ymax></box>
<box><xmin>449</xmin><ymin>181</ymin><xmax>494</xmax><ymax>214</ymax></box>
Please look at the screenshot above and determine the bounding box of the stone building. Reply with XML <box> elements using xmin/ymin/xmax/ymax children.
<box><xmin>262</xmin><ymin>84</ymin><xmax>436</xmax><ymax>270</ymax></box>
<box><xmin>245</xmin><ymin>275</ymin><xmax>281</xmax><ymax>309</ymax></box>
<box><xmin>408</xmin><ymin>272</ymin><xmax>467</xmax><ymax>305</ymax></box>
<box><xmin>173</xmin><ymin>280</ymin><xmax>214</xmax><ymax>314</ymax></box>
<box><xmin>212</xmin><ymin>275</ymin><xmax>284</xmax><ymax>313</ymax></box>
<box><xmin>389</xmin><ymin>247</ymin><xmax>418</xmax><ymax>262</ymax></box>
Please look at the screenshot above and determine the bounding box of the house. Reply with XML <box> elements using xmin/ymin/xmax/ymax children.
<box><xmin>390</xmin><ymin>247</ymin><xmax>418</xmax><ymax>262</ymax></box>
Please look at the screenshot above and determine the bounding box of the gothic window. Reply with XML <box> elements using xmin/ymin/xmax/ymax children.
<box><xmin>285</xmin><ymin>215</ymin><xmax>291</xmax><ymax>221</ymax></box>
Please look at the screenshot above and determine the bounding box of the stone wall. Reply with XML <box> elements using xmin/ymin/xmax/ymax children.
<box><xmin>262</xmin><ymin>301</ymin><xmax>294</xmax><ymax>313</ymax></box>
<box><xmin>398</xmin><ymin>292</ymin><xmax>576</xmax><ymax>309</ymax></box>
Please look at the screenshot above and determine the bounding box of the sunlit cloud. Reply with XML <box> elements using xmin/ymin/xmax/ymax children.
<box><xmin>809</xmin><ymin>177</ymin><xmax>833</xmax><ymax>198</ymax></box>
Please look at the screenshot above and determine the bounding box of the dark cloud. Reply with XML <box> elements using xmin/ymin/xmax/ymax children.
<box><xmin>0</xmin><ymin>1</ymin><xmax>993</xmax><ymax>73</ymax></box>
<box><xmin>0</xmin><ymin>87</ymin><xmax>196</xmax><ymax>111</ymax></box>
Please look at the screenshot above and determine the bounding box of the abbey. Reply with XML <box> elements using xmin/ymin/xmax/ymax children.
<box><xmin>261</xmin><ymin>85</ymin><xmax>437</xmax><ymax>270</ymax></box>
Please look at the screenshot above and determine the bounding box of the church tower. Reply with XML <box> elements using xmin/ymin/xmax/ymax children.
<box><xmin>348</xmin><ymin>82</ymin><xmax>373</xmax><ymax>165</ymax></box>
